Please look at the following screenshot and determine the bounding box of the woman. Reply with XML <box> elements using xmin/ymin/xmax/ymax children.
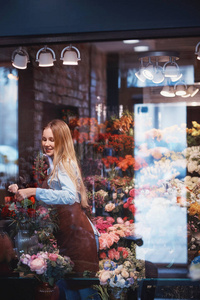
<box><xmin>9</xmin><ymin>119</ymin><xmax>100</xmax><ymax>298</ymax></box>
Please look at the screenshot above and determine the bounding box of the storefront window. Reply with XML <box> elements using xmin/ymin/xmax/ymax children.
<box><xmin>1</xmin><ymin>36</ymin><xmax>200</xmax><ymax>299</ymax></box>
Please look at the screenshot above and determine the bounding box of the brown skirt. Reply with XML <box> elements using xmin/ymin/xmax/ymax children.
<box><xmin>54</xmin><ymin>202</ymin><xmax>99</xmax><ymax>277</ymax></box>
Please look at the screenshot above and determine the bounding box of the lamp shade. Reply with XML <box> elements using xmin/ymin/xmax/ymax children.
<box><xmin>38</xmin><ymin>52</ymin><xmax>54</xmax><ymax>67</ymax></box>
<box><xmin>12</xmin><ymin>53</ymin><xmax>28</xmax><ymax>69</ymax></box>
<box><xmin>160</xmin><ymin>86</ymin><xmax>175</xmax><ymax>97</ymax></box>
<box><xmin>60</xmin><ymin>45</ymin><xmax>81</xmax><ymax>65</ymax></box>
<box><xmin>142</xmin><ymin>63</ymin><xmax>154</xmax><ymax>80</ymax></box>
<box><xmin>171</xmin><ymin>72</ymin><xmax>182</xmax><ymax>82</ymax></box>
<box><xmin>164</xmin><ymin>64</ymin><xmax>178</xmax><ymax>78</ymax></box>
<box><xmin>11</xmin><ymin>47</ymin><xmax>30</xmax><ymax>69</ymax></box>
<box><xmin>63</xmin><ymin>50</ymin><xmax>78</xmax><ymax>65</ymax></box>
<box><xmin>36</xmin><ymin>46</ymin><xmax>56</xmax><ymax>67</ymax></box>
<box><xmin>135</xmin><ymin>68</ymin><xmax>146</xmax><ymax>82</ymax></box>
<box><xmin>188</xmin><ymin>86</ymin><xmax>199</xmax><ymax>97</ymax></box>
<box><xmin>152</xmin><ymin>66</ymin><xmax>164</xmax><ymax>84</ymax></box>
<box><xmin>175</xmin><ymin>84</ymin><xmax>186</xmax><ymax>96</ymax></box>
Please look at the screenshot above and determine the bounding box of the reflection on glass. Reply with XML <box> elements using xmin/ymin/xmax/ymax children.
<box><xmin>0</xmin><ymin>67</ymin><xmax>18</xmax><ymax>188</ymax></box>
<box><xmin>134</xmin><ymin>103</ymin><xmax>187</xmax><ymax>264</ymax></box>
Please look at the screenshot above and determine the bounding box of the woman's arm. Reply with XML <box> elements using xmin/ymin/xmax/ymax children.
<box><xmin>15</xmin><ymin>170</ymin><xmax>77</xmax><ymax>205</ymax></box>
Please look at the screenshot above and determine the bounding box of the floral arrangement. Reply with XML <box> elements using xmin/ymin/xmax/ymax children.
<box><xmin>17</xmin><ymin>251</ymin><xmax>74</xmax><ymax>286</ymax></box>
<box><xmin>98</xmin><ymin>217</ymin><xmax>135</xmax><ymax>251</ymax></box>
<box><xmin>32</xmin><ymin>152</ymin><xmax>49</xmax><ymax>187</ymax></box>
<box><xmin>67</xmin><ymin>117</ymin><xmax>100</xmax><ymax>143</ymax></box>
<box><xmin>96</xmin><ymin>244</ymin><xmax>145</xmax><ymax>298</ymax></box>
<box><xmin>187</xmin><ymin>121</ymin><xmax>200</xmax><ymax>147</ymax></box>
<box><xmin>105</xmin><ymin>111</ymin><xmax>134</xmax><ymax>135</ymax></box>
<box><xmin>183</xmin><ymin>146</ymin><xmax>200</xmax><ymax>175</ymax></box>
<box><xmin>1</xmin><ymin>196</ymin><xmax>58</xmax><ymax>238</ymax></box>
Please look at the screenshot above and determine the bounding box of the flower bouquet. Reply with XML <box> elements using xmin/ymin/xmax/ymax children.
<box><xmin>16</xmin><ymin>251</ymin><xmax>74</xmax><ymax>286</ymax></box>
<box><xmin>96</xmin><ymin>244</ymin><xmax>145</xmax><ymax>299</ymax></box>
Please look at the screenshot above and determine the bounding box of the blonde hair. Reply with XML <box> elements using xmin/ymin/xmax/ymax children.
<box><xmin>43</xmin><ymin>119</ymin><xmax>88</xmax><ymax>208</ymax></box>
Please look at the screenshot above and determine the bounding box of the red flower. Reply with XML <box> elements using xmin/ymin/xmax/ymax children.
<box><xmin>27</xmin><ymin>208</ymin><xmax>36</xmax><ymax>218</ymax></box>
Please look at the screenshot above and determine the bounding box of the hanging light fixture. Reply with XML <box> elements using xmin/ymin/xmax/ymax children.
<box><xmin>135</xmin><ymin>58</ymin><xmax>146</xmax><ymax>82</ymax></box>
<box><xmin>163</xmin><ymin>57</ymin><xmax>180</xmax><ymax>78</ymax></box>
<box><xmin>11</xmin><ymin>47</ymin><xmax>30</xmax><ymax>69</ymax></box>
<box><xmin>174</xmin><ymin>82</ymin><xmax>187</xmax><ymax>96</ymax></box>
<box><xmin>36</xmin><ymin>46</ymin><xmax>56</xmax><ymax>67</ymax></box>
<box><xmin>136</xmin><ymin>51</ymin><xmax>180</xmax><ymax>84</ymax></box>
<box><xmin>160</xmin><ymin>85</ymin><xmax>175</xmax><ymax>97</ymax></box>
<box><xmin>60</xmin><ymin>45</ymin><xmax>81</xmax><ymax>65</ymax></box>
<box><xmin>195</xmin><ymin>42</ymin><xmax>200</xmax><ymax>60</ymax></box>
<box><xmin>152</xmin><ymin>60</ymin><xmax>164</xmax><ymax>84</ymax></box>
<box><xmin>142</xmin><ymin>57</ymin><xmax>154</xmax><ymax>80</ymax></box>
<box><xmin>187</xmin><ymin>86</ymin><xmax>199</xmax><ymax>97</ymax></box>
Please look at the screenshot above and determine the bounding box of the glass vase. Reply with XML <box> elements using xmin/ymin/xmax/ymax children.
<box><xmin>35</xmin><ymin>282</ymin><xmax>59</xmax><ymax>300</ymax></box>
<box><xmin>14</xmin><ymin>228</ymin><xmax>38</xmax><ymax>258</ymax></box>
<box><xmin>110</xmin><ymin>288</ymin><xmax>127</xmax><ymax>300</ymax></box>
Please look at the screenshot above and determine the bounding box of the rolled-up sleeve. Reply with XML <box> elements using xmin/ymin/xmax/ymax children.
<box><xmin>35</xmin><ymin>169</ymin><xmax>77</xmax><ymax>205</ymax></box>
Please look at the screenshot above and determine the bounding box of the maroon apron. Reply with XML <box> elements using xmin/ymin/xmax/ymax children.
<box><xmin>54</xmin><ymin>202</ymin><xmax>99</xmax><ymax>276</ymax></box>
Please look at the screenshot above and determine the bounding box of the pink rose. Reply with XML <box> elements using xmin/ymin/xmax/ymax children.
<box><xmin>117</xmin><ymin>217</ymin><xmax>124</xmax><ymax>224</ymax></box>
<box><xmin>106</xmin><ymin>217</ymin><xmax>115</xmax><ymax>224</ymax></box>
<box><xmin>114</xmin><ymin>251</ymin><xmax>120</xmax><ymax>260</ymax></box>
<box><xmin>30</xmin><ymin>258</ymin><xmax>47</xmax><ymax>275</ymax></box>
<box><xmin>48</xmin><ymin>253</ymin><xmax>58</xmax><ymax>261</ymax></box>
<box><xmin>124</xmin><ymin>221</ymin><xmax>130</xmax><ymax>226</ymax></box>
<box><xmin>122</xmin><ymin>249</ymin><xmax>129</xmax><ymax>259</ymax></box>
<box><xmin>105</xmin><ymin>203</ymin><xmax>115</xmax><ymax>212</ymax></box>
<box><xmin>108</xmin><ymin>249</ymin><xmax>115</xmax><ymax>260</ymax></box>
<box><xmin>121</xmin><ymin>269</ymin><xmax>129</xmax><ymax>278</ymax></box>
<box><xmin>99</xmin><ymin>270</ymin><xmax>111</xmax><ymax>285</ymax></box>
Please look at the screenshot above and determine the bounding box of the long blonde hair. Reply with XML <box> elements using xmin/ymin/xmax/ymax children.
<box><xmin>43</xmin><ymin>119</ymin><xmax>88</xmax><ymax>208</ymax></box>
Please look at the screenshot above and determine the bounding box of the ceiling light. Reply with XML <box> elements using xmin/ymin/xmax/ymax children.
<box><xmin>134</xmin><ymin>46</ymin><xmax>149</xmax><ymax>52</ymax></box>
<box><xmin>142</xmin><ymin>58</ymin><xmax>154</xmax><ymax>80</ymax></box>
<box><xmin>195</xmin><ymin>42</ymin><xmax>200</xmax><ymax>60</ymax></box>
<box><xmin>160</xmin><ymin>86</ymin><xmax>175</xmax><ymax>97</ymax></box>
<box><xmin>36</xmin><ymin>46</ymin><xmax>56</xmax><ymax>67</ymax></box>
<box><xmin>163</xmin><ymin>57</ymin><xmax>179</xmax><ymax>78</ymax></box>
<box><xmin>171</xmin><ymin>71</ymin><xmax>183</xmax><ymax>82</ymax></box>
<box><xmin>181</xmin><ymin>89</ymin><xmax>191</xmax><ymax>98</ymax></box>
<box><xmin>123</xmin><ymin>39</ymin><xmax>139</xmax><ymax>44</ymax></box>
<box><xmin>60</xmin><ymin>45</ymin><xmax>81</xmax><ymax>65</ymax></box>
<box><xmin>188</xmin><ymin>86</ymin><xmax>199</xmax><ymax>97</ymax></box>
<box><xmin>135</xmin><ymin>58</ymin><xmax>146</xmax><ymax>82</ymax></box>
<box><xmin>175</xmin><ymin>82</ymin><xmax>187</xmax><ymax>96</ymax></box>
<box><xmin>152</xmin><ymin>61</ymin><xmax>164</xmax><ymax>84</ymax></box>
<box><xmin>11</xmin><ymin>47</ymin><xmax>30</xmax><ymax>69</ymax></box>
<box><xmin>136</xmin><ymin>51</ymin><xmax>180</xmax><ymax>84</ymax></box>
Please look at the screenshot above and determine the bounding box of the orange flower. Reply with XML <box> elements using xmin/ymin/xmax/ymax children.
<box><xmin>29</xmin><ymin>196</ymin><xmax>35</xmax><ymax>205</ymax></box>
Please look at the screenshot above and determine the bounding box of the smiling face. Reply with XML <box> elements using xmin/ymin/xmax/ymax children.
<box><xmin>42</xmin><ymin>127</ymin><xmax>55</xmax><ymax>157</ymax></box>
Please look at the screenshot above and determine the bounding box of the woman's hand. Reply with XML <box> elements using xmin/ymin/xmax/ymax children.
<box><xmin>8</xmin><ymin>184</ymin><xmax>18</xmax><ymax>194</ymax></box>
<box><xmin>15</xmin><ymin>188</ymin><xmax>36</xmax><ymax>202</ymax></box>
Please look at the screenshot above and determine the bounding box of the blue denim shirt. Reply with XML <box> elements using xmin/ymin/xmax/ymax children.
<box><xmin>36</xmin><ymin>162</ymin><xmax>80</xmax><ymax>205</ymax></box>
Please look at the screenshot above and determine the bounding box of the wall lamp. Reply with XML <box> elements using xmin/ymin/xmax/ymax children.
<box><xmin>11</xmin><ymin>47</ymin><xmax>30</xmax><ymax>69</ymax></box>
<box><xmin>60</xmin><ymin>45</ymin><xmax>81</xmax><ymax>65</ymax></box>
<box><xmin>36</xmin><ymin>46</ymin><xmax>56</xmax><ymax>67</ymax></box>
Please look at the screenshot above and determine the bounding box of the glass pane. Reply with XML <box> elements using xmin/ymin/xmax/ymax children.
<box><xmin>0</xmin><ymin>67</ymin><xmax>18</xmax><ymax>188</ymax></box>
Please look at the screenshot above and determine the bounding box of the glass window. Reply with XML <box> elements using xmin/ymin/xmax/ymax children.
<box><xmin>0</xmin><ymin>67</ymin><xmax>18</xmax><ymax>189</ymax></box>
<box><xmin>1</xmin><ymin>36</ymin><xmax>200</xmax><ymax>300</ymax></box>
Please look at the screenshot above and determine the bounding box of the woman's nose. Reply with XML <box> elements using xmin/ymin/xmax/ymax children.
<box><xmin>44</xmin><ymin>140</ymin><xmax>50</xmax><ymax>146</ymax></box>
